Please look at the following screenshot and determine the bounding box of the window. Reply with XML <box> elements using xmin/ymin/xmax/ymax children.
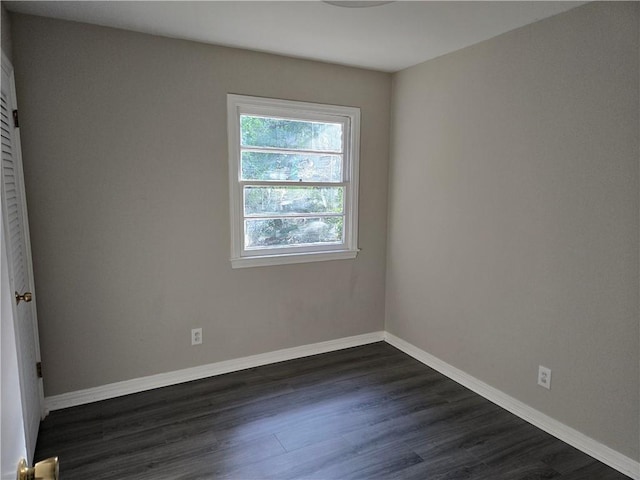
<box><xmin>227</xmin><ymin>94</ymin><xmax>360</xmax><ymax>268</ymax></box>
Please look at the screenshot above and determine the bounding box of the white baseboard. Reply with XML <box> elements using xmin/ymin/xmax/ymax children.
<box><xmin>384</xmin><ymin>332</ymin><xmax>640</xmax><ymax>480</ymax></box>
<box><xmin>44</xmin><ymin>331</ymin><xmax>385</xmax><ymax>412</ymax></box>
<box><xmin>44</xmin><ymin>329</ymin><xmax>638</xmax><ymax>479</ymax></box>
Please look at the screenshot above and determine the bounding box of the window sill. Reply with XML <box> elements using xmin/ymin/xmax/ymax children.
<box><xmin>231</xmin><ymin>249</ymin><xmax>359</xmax><ymax>269</ymax></box>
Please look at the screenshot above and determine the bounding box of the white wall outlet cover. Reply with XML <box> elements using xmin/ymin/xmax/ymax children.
<box><xmin>191</xmin><ymin>328</ymin><xmax>202</xmax><ymax>345</ymax></box>
<box><xmin>538</xmin><ymin>365</ymin><xmax>551</xmax><ymax>389</ymax></box>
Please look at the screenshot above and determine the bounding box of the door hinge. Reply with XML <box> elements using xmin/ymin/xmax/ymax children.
<box><xmin>12</xmin><ymin>109</ymin><xmax>19</xmax><ymax>128</ymax></box>
<box><xmin>36</xmin><ymin>362</ymin><xmax>42</xmax><ymax>378</ymax></box>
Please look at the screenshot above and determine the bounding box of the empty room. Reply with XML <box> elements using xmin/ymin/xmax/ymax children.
<box><xmin>1</xmin><ymin>1</ymin><xmax>638</xmax><ymax>479</ymax></box>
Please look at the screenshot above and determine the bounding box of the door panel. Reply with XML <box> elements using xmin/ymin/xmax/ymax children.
<box><xmin>1</xmin><ymin>216</ymin><xmax>28</xmax><ymax>480</ymax></box>
<box><xmin>1</xmin><ymin>52</ymin><xmax>43</xmax><ymax>463</ymax></box>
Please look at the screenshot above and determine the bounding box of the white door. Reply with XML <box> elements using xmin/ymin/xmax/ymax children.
<box><xmin>0</xmin><ymin>52</ymin><xmax>44</xmax><ymax>463</ymax></box>
<box><xmin>1</xmin><ymin>216</ymin><xmax>28</xmax><ymax>478</ymax></box>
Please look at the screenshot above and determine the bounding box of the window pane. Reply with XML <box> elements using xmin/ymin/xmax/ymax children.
<box><xmin>245</xmin><ymin>217</ymin><xmax>344</xmax><ymax>249</ymax></box>
<box><xmin>244</xmin><ymin>186</ymin><xmax>343</xmax><ymax>216</ymax></box>
<box><xmin>240</xmin><ymin>115</ymin><xmax>343</xmax><ymax>152</ymax></box>
<box><xmin>241</xmin><ymin>151</ymin><xmax>342</xmax><ymax>182</ymax></box>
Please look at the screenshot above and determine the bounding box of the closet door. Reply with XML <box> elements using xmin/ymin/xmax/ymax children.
<box><xmin>1</xmin><ymin>52</ymin><xmax>44</xmax><ymax>462</ymax></box>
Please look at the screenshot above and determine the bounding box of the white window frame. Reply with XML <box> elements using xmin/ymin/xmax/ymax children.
<box><xmin>227</xmin><ymin>94</ymin><xmax>360</xmax><ymax>268</ymax></box>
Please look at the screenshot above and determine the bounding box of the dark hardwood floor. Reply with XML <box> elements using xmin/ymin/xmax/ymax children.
<box><xmin>35</xmin><ymin>342</ymin><xmax>630</xmax><ymax>479</ymax></box>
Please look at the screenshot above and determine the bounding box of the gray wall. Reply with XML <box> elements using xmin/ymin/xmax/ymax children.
<box><xmin>387</xmin><ymin>2</ymin><xmax>639</xmax><ymax>460</ymax></box>
<box><xmin>1</xmin><ymin>5</ymin><xmax>12</xmax><ymax>63</ymax></box>
<box><xmin>11</xmin><ymin>14</ymin><xmax>391</xmax><ymax>396</ymax></box>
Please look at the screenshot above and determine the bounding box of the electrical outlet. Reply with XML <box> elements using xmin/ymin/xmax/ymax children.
<box><xmin>538</xmin><ymin>365</ymin><xmax>551</xmax><ymax>389</ymax></box>
<box><xmin>191</xmin><ymin>328</ymin><xmax>202</xmax><ymax>346</ymax></box>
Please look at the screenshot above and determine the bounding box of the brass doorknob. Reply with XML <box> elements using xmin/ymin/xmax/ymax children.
<box><xmin>15</xmin><ymin>291</ymin><xmax>32</xmax><ymax>305</ymax></box>
<box><xmin>17</xmin><ymin>457</ymin><xmax>59</xmax><ymax>480</ymax></box>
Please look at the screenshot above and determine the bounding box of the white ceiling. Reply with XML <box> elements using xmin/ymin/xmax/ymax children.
<box><xmin>4</xmin><ymin>1</ymin><xmax>585</xmax><ymax>72</ymax></box>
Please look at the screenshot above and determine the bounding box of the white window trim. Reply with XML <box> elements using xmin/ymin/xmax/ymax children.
<box><xmin>227</xmin><ymin>94</ymin><xmax>360</xmax><ymax>268</ymax></box>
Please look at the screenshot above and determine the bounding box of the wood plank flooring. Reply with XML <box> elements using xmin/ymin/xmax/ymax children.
<box><xmin>35</xmin><ymin>342</ymin><xmax>630</xmax><ymax>479</ymax></box>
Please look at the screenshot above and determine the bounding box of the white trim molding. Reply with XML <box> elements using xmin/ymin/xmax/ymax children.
<box><xmin>384</xmin><ymin>332</ymin><xmax>640</xmax><ymax>480</ymax></box>
<box><xmin>44</xmin><ymin>331</ymin><xmax>385</xmax><ymax>412</ymax></box>
<box><xmin>231</xmin><ymin>249</ymin><xmax>358</xmax><ymax>269</ymax></box>
<box><xmin>44</xmin><ymin>330</ymin><xmax>638</xmax><ymax>479</ymax></box>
